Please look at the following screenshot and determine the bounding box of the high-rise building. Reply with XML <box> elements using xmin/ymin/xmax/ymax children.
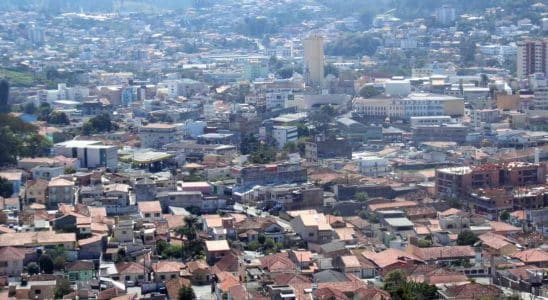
<box><xmin>303</xmin><ymin>35</ymin><xmax>325</xmax><ymax>88</ymax></box>
<box><xmin>435</xmin><ymin>5</ymin><xmax>456</xmax><ymax>26</ymax></box>
<box><xmin>517</xmin><ymin>39</ymin><xmax>548</xmax><ymax>79</ymax></box>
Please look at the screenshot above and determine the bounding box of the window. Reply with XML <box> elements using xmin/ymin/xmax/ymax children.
<box><xmin>35</xmin><ymin>290</ymin><xmax>41</xmax><ymax>295</ymax></box>
<box><xmin>138</xmin><ymin>275</ymin><xmax>144</xmax><ymax>280</ymax></box>
<box><xmin>125</xmin><ymin>276</ymin><xmax>131</xmax><ymax>280</ymax></box>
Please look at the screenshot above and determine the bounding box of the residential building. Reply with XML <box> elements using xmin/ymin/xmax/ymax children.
<box><xmin>289</xmin><ymin>210</ymin><xmax>333</xmax><ymax>244</ymax></box>
<box><xmin>517</xmin><ymin>39</ymin><xmax>548</xmax><ymax>79</ymax></box>
<box><xmin>139</xmin><ymin>123</ymin><xmax>178</xmax><ymax>149</ymax></box>
<box><xmin>233</xmin><ymin>162</ymin><xmax>307</xmax><ymax>188</ymax></box>
<box><xmin>205</xmin><ymin>240</ymin><xmax>231</xmax><ymax>264</ymax></box>
<box><xmin>47</xmin><ymin>177</ymin><xmax>75</xmax><ymax>209</ymax></box>
<box><xmin>272</xmin><ymin>125</ymin><xmax>298</xmax><ymax>148</ymax></box>
<box><xmin>53</xmin><ymin>140</ymin><xmax>118</xmax><ymax>170</ymax></box>
<box><xmin>24</xmin><ymin>179</ymin><xmax>49</xmax><ymax>205</ymax></box>
<box><xmin>436</xmin><ymin>162</ymin><xmax>546</xmax><ymax>197</ymax></box>
<box><xmin>303</xmin><ymin>35</ymin><xmax>324</xmax><ymax>87</ymax></box>
<box><xmin>353</xmin><ymin>93</ymin><xmax>465</xmax><ymax>119</ymax></box>
<box><xmin>412</xmin><ymin>124</ymin><xmax>469</xmax><ymax>144</ymax></box>
<box><xmin>66</xmin><ymin>260</ymin><xmax>95</xmax><ymax>282</ymax></box>
<box><xmin>0</xmin><ymin>247</ymin><xmax>27</xmax><ymax>276</ymax></box>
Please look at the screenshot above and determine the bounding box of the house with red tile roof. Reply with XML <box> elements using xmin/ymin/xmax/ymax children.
<box><xmin>406</xmin><ymin>244</ymin><xmax>475</xmax><ymax>264</ymax></box>
<box><xmin>165</xmin><ymin>277</ymin><xmax>192</xmax><ymax>300</ymax></box>
<box><xmin>511</xmin><ymin>248</ymin><xmax>548</xmax><ymax>267</ymax></box>
<box><xmin>438</xmin><ymin>282</ymin><xmax>502</xmax><ymax>299</ymax></box>
<box><xmin>211</xmin><ymin>252</ymin><xmax>240</xmax><ymax>276</ymax></box>
<box><xmin>259</xmin><ymin>252</ymin><xmax>296</xmax><ymax>274</ymax></box>
<box><xmin>114</xmin><ymin>262</ymin><xmax>149</xmax><ymax>285</ymax></box>
<box><xmin>214</xmin><ymin>271</ymin><xmax>240</xmax><ymax>299</ymax></box>
<box><xmin>0</xmin><ymin>247</ymin><xmax>27</xmax><ymax>276</ymax></box>
<box><xmin>151</xmin><ymin>261</ymin><xmax>185</xmax><ymax>282</ymax></box>
<box><xmin>406</xmin><ymin>265</ymin><xmax>469</xmax><ymax>286</ymax></box>
<box><xmin>361</xmin><ymin>248</ymin><xmax>422</xmax><ymax>271</ymax></box>
<box><xmin>478</xmin><ymin>232</ymin><xmax>518</xmax><ymax>256</ymax></box>
<box><xmin>186</xmin><ymin>260</ymin><xmax>210</xmax><ymax>285</ymax></box>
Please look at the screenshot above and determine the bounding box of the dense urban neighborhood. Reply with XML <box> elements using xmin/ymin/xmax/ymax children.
<box><xmin>0</xmin><ymin>0</ymin><xmax>547</xmax><ymax>299</ymax></box>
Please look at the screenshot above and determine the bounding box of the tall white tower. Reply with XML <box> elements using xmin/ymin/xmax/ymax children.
<box><xmin>303</xmin><ymin>35</ymin><xmax>325</xmax><ymax>88</ymax></box>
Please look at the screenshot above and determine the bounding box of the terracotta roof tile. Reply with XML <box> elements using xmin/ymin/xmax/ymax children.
<box><xmin>512</xmin><ymin>249</ymin><xmax>548</xmax><ymax>264</ymax></box>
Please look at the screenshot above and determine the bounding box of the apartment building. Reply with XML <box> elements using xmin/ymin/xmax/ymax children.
<box><xmin>517</xmin><ymin>39</ymin><xmax>548</xmax><ymax>79</ymax></box>
<box><xmin>353</xmin><ymin>93</ymin><xmax>464</xmax><ymax>119</ymax></box>
<box><xmin>436</xmin><ymin>162</ymin><xmax>546</xmax><ymax>198</ymax></box>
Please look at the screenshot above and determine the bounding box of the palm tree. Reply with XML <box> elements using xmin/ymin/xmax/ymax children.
<box><xmin>175</xmin><ymin>215</ymin><xmax>201</xmax><ymax>260</ymax></box>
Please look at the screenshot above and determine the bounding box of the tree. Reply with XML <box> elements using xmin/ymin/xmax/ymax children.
<box><xmin>156</xmin><ymin>239</ymin><xmax>169</xmax><ymax>255</ymax></box>
<box><xmin>38</xmin><ymin>254</ymin><xmax>54</xmax><ymax>274</ymax></box>
<box><xmin>23</xmin><ymin>102</ymin><xmax>36</xmax><ymax>114</ymax></box>
<box><xmin>163</xmin><ymin>244</ymin><xmax>183</xmax><ymax>258</ymax></box>
<box><xmin>325</xmin><ymin>32</ymin><xmax>380</xmax><ymax>57</ymax></box>
<box><xmin>240</xmin><ymin>134</ymin><xmax>259</xmax><ymax>155</ymax></box>
<box><xmin>37</xmin><ymin>102</ymin><xmax>52</xmax><ymax>121</ymax></box>
<box><xmin>355</xmin><ymin>192</ymin><xmax>369</xmax><ymax>202</ymax></box>
<box><xmin>417</xmin><ymin>239</ymin><xmax>433</xmax><ymax>248</ymax></box>
<box><xmin>178</xmin><ymin>285</ymin><xmax>196</xmax><ymax>300</ymax></box>
<box><xmin>54</xmin><ymin>277</ymin><xmax>73</xmax><ymax>299</ymax></box>
<box><xmin>64</xmin><ymin>166</ymin><xmax>76</xmax><ymax>174</ymax></box>
<box><xmin>0</xmin><ymin>178</ymin><xmax>13</xmax><ymax>198</ymax></box>
<box><xmin>500</xmin><ymin>211</ymin><xmax>510</xmax><ymax>221</ymax></box>
<box><xmin>457</xmin><ymin>230</ymin><xmax>479</xmax><ymax>246</ymax></box>
<box><xmin>460</xmin><ymin>38</ymin><xmax>477</xmax><ymax>66</ymax></box>
<box><xmin>283</xmin><ymin>141</ymin><xmax>297</xmax><ymax>153</ymax></box>
<box><xmin>247</xmin><ymin>241</ymin><xmax>261</xmax><ymax>251</ymax></box>
<box><xmin>383</xmin><ymin>269</ymin><xmax>438</xmax><ymax>300</ymax></box>
<box><xmin>53</xmin><ymin>256</ymin><xmax>66</xmax><ymax>271</ymax></box>
<box><xmin>20</xmin><ymin>133</ymin><xmax>52</xmax><ymax>158</ymax></box>
<box><xmin>27</xmin><ymin>262</ymin><xmax>40</xmax><ymax>275</ymax></box>
<box><xmin>0</xmin><ymin>79</ymin><xmax>10</xmax><ymax>113</ymax></box>
<box><xmin>383</xmin><ymin>269</ymin><xmax>407</xmax><ymax>294</ymax></box>
<box><xmin>257</xmin><ymin>234</ymin><xmax>266</xmax><ymax>244</ymax></box>
<box><xmin>0</xmin><ymin>126</ymin><xmax>20</xmax><ymax>166</ymax></box>
<box><xmin>249</xmin><ymin>144</ymin><xmax>276</xmax><ymax>164</ymax></box>
<box><xmin>309</xmin><ymin>105</ymin><xmax>337</xmax><ymax>134</ymax></box>
<box><xmin>359</xmin><ymin>85</ymin><xmax>380</xmax><ymax>98</ymax></box>
<box><xmin>277</xmin><ymin>67</ymin><xmax>295</xmax><ymax>79</ymax></box>
<box><xmin>47</xmin><ymin>111</ymin><xmax>70</xmax><ymax>125</ymax></box>
<box><xmin>82</xmin><ymin>113</ymin><xmax>114</xmax><ymax>135</ymax></box>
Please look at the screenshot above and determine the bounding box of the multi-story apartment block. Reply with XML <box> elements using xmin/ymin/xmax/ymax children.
<box><xmin>139</xmin><ymin>123</ymin><xmax>178</xmax><ymax>149</ymax></box>
<box><xmin>436</xmin><ymin>162</ymin><xmax>547</xmax><ymax>198</ymax></box>
<box><xmin>353</xmin><ymin>93</ymin><xmax>464</xmax><ymax>119</ymax></box>
<box><xmin>517</xmin><ymin>39</ymin><xmax>548</xmax><ymax>79</ymax></box>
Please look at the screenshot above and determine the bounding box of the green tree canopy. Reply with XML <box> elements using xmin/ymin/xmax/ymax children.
<box><xmin>0</xmin><ymin>177</ymin><xmax>13</xmax><ymax>198</ymax></box>
<box><xmin>325</xmin><ymin>33</ymin><xmax>380</xmax><ymax>57</ymax></box>
<box><xmin>0</xmin><ymin>79</ymin><xmax>10</xmax><ymax>113</ymax></box>
<box><xmin>359</xmin><ymin>85</ymin><xmax>381</xmax><ymax>98</ymax></box>
<box><xmin>54</xmin><ymin>277</ymin><xmax>73</xmax><ymax>299</ymax></box>
<box><xmin>383</xmin><ymin>269</ymin><xmax>438</xmax><ymax>300</ymax></box>
<box><xmin>457</xmin><ymin>230</ymin><xmax>479</xmax><ymax>246</ymax></box>
<box><xmin>27</xmin><ymin>262</ymin><xmax>40</xmax><ymax>275</ymax></box>
<box><xmin>82</xmin><ymin>113</ymin><xmax>115</xmax><ymax>135</ymax></box>
<box><xmin>0</xmin><ymin>114</ymin><xmax>52</xmax><ymax>165</ymax></box>
<box><xmin>355</xmin><ymin>192</ymin><xmax>369</xmax><ymax>202</ymax></box>
<box><xmin>38</xmin><ymin>254</ymin><xmax>54</xmax><ymax>274</ymax></box>
<box><xmin>48</xmin><ymin>111</ymin><xmax>70</xmax><ymax>125</ymax></box>
<box><xmin>178</xmin><ymin>285</ymin><xmax>196</xmax><ymax>300</ymax></box>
